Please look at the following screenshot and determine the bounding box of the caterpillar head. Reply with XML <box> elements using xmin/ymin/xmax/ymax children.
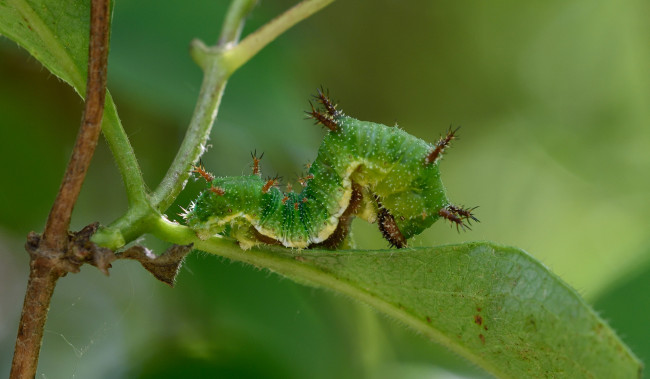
<box><xmin>183</xmin><ymin>175</ymin><xmax>269</xmax><ymax>239</ymax></box>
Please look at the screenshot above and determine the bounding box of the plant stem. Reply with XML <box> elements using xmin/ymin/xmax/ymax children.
<box><xmin>150</xmin><ymin>0</ymin><xmax>257</xmax><ymax>213</ymax></box>
<box><xmin>101</xmin><ymin>95</ymin><xmax>150</xmax><ymax>208</ymax></box>
<box><xmin>10</xmin><ymin>251</ymin><xmax>65</xmax><ymax>379</ymax></box>
<box><xmin>219</xmin><ymin>0</ymin><xmax>258</xmax><ymax>47</ymax></box>
<box><xmin>96</xmin><ymin>0</ymin><xmax>337</xmax><ymax>247</ymax></box>
<box><xmin>11</xmin><ymin>0</ymin><xmax>111</xmax><ymax>377</ymax></box>
<box><xmin>222</xmin><ymin>0</ymin><xmax>335</xmax><ymax>75</ymax></box>
<box><xmin>94</xmin><ymin>0</ymin><xmax>257</xmax><ymax>247</ymax></box>
<box><xmin>40</xmin><ymin>0</ymin><xmax>111</xmax><ymax>252</ymax></box>
<box><xmin>151</xmin><ymin>0</ymin><xmax>334</xmax><ymax>213</ymax></box>
<box><xmin>150</xmin><ymin>55</ymin><xmax>230</xmax><ymax>212</ymax></box>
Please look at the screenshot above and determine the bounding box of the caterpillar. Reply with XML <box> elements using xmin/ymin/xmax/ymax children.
<box><xmin>183</xmin><ymin>90</ymin><xmax>477</xmax><ymax>250</ymax></box>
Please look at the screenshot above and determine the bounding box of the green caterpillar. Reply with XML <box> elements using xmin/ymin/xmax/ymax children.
<box><xmin>183</xmin><ymin>90</ymin><xmax>477</xmax><ymax>249</ymax></box>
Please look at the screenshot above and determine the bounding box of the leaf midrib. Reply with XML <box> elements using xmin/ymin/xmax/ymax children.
<box><xmin>193</xmin><ymin>239</ymin><xmax>510</xmax><ymax>378</ymax></box>
<box><xmin>6</xmin><ymin>0</ymin><xmax>85</xmax><ymax>92</ymax></box>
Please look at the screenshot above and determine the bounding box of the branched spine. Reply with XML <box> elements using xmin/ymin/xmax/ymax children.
<box><xmin>425</xmin><ymin>126</ymin><xmax>460</xmax><ymax>165</ymax></box>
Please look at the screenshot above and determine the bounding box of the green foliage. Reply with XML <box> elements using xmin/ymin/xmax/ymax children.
<box><xmin>0</xmin><ymin>0</ymin><xmax>646</xmax><ymax>378</ymax></box>
<box><xmin>594</xmin><ymin>257</ymin><xmax>650</xmax><ymax>370</ymax></box>
<box><xmin>0</xmin><ymin>0</ymin><xmax>147</xmax><ymax>211</ymax></box>
<box><xmin>159</xmin><ymin>222</ymin><xmax>643</xmax><ymax>378</ymax></box>
<box><xmin>287</xmin><ymin>243</ymin><xmax>642</xmax><ymax>377</ymax></box>
<box><xmin>0</xmin><ymin>0</ymin><xmax>92</xmax><ymax>92</ymax></box>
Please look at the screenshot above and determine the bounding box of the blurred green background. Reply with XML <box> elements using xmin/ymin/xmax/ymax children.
<box><xmin>1</xmin><ymin>0</ymin><xmax>649</xmax><ymax>377</ymax></box>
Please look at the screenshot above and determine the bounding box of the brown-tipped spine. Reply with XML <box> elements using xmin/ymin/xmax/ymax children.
<box><xmin>425</xmin><ymin>126</ymin><xmax>460</xmax><ymax>165</ymax></box>
<box><xmin>305</xmin><ymin>88</ymin><xmax>342</xmax><ymax>132</ymax></box>
<box><xmin>251</xmin><ymin>150</ymin><xmax>264</xmax><ymax>176</ymax></box>
<box><xmin>262</xmin><ymin>176</ymin><xmax>280</xmax><ymax>194</ymax></box>
<box><xmin>192</xmin><ymin>162</ymin><xmax>215</xmax><ymax>182</ymax></box>
<box><xmin>307</xmin><ymin>102</ymin><xmax>339</xmax><ymax>132</ymax></box>
<box><xmin>448</xmin><ymin>205</ymin><xmax>479</xmax><ymax>223</ymax></box>
<box><xmin>438</xmin><ymin>204</ymin><xmax>479</xmax><ymax>232</ymax></box>
<box><xmin>298</xmin><ymin>173</ymin><xmax>314</xmax><ymax>187</ymax></box>
<box><xmin>314</xmin><ymin>87</ymin><xmax>339</xmax><ymax>117</ymax></box>
<box><xmin>209</xmin><ymin>185</ymin><xmax>225</xmax><ymax>196</ymax></box>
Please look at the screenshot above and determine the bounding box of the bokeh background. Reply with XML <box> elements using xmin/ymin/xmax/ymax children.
<box><xmin>1</xmin><ymin>0</ymin><xmax>649</xmax><ymax>377</ymax></box>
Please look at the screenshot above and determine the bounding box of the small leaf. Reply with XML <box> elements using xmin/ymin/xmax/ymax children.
<box><xmin>0</xmin><ymin>0</ymin><xmax>97</xmax><ymax>94</ymax></box>
<box><xmin>205</xmin><ymin>242</ymin><xmax>642</xmax><ymax>378</ymax></box>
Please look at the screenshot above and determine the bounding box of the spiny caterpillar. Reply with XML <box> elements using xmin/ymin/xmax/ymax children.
<box><xmin>183</xmin><ymin>90</ymin><xmax>478</xmax><ymax>250</ymax></box>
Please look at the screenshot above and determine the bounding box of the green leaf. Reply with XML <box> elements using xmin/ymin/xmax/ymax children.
<box><xmin>0</xmin><ymin>0</ymin><xmax>92</xmax><ymax>94</ymax></box>
<box><xmin>187</xmin><ymin>237</ymin><xmax>643</xmax><ymax>378</ymax></box>
<box><xmin>0</xmin><ymin>0</ymin><xmax>149</xmax><ymax>207</ymax></box>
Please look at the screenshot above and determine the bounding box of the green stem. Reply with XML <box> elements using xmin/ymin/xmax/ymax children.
<box><xmin>92</xmin><ymin>204</ymin><xmax>157</xmax><ymax>249</ymax></box>
<box><xmin>150</xmin><ymin>55</ymin><xmax>229</xmax><ymax>212</ymax></box>
<box><xmin>94</xmin><ymin>0</ymin><xmax>256</xmax><ymax>247</ymax></box>
<box><xmin>218</xmin><ymin>0</ymin><xmax>258</xmax><ymax>47</ymax></box>
<box><xmin>102</xmin><ymin>94</ymin><xmax>149</xmax><ymax>207</ymax></box>
<box><xmin>151</xmin><ymin>0</ymin><xmax>336</xmax><ymax>213</ymax></box>
<box><xmin>94</xmin><ymin>0</ymin><xmax>336</xmax><ymax>248</ymax></box>
<box><xmin>222</xmin><ymin>0</ymin><xmax>335</xmax><ymax>75</ymax></box>
<box><xmin>10</xmin><ymin>0</ymin><xmax>148</xmax><ymax>210</ymax></box>
<box><xmin>95</xmin><ymin>0</ymin><xmax>256</xmax><ymax>247</ymax></box>
<box><xmin>150</xmin><ymin>0</ymin><xmax>257</xmax><ymax>212</ymax></box>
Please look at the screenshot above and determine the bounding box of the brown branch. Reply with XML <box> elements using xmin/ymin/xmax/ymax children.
<box><xmin>41</xmin><ymin>0</ymin><xmax>111</xmax><ymax>252</ymax></box>
<box><xmin>10</xmin><ymin>0</ymin><xmax>111</xmax><ymax>377</ymax></box>
<box><xmin>10</xmin><ymin>234</ymin><xmax>66</xmax><ymax>379</ymax></box>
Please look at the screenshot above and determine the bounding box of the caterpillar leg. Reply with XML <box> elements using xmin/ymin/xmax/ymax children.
<box><xmin>375</xmin><ymin>196</ymin><xmax>407</xmax><ymax>249</ymax></box>
<box><xmin>230</xmin><ymin>224</ymin><xmax>266</xmax><ymax>250</ymax></box>
<box><xmin>438</xmin><ymin>205</ymin><xmax>479</xmax><ymax>232</ymax></box>
<box><xmin>313</xmin><ymin>183</ymin><xmax>363</xmax><ymax>249</ymax></box>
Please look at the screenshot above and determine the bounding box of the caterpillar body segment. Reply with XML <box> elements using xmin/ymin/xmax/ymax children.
<box><xmin>184</xmin><ymin>92</ymin><xmax>476</xmax><ymax>249</ymax></box>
